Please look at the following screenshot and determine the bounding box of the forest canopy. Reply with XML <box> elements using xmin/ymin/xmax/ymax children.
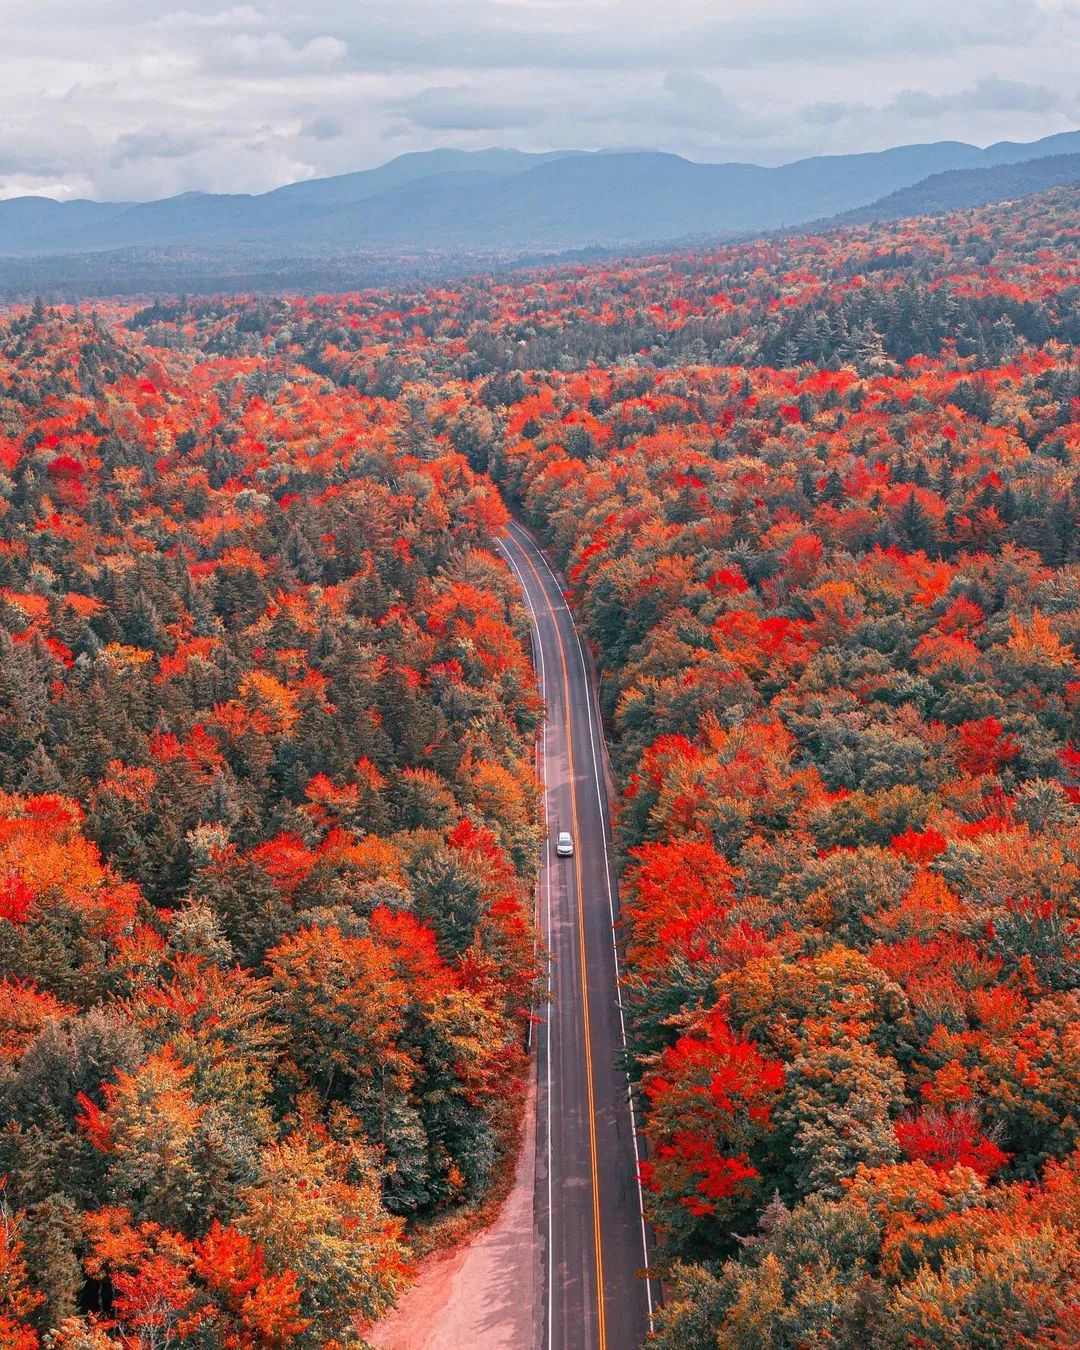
<box><xmin>0</xmin><ymin>302</ymin><xmax>542</xmax><ymax>1346</ymax></box>
<box><xmin>1</xmin><ymin>182</ymin><xmax>1079</xmax><ymax>1347</ymax></box>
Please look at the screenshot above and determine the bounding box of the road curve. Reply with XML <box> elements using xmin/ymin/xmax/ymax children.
<box><xmin>498</xmin><ymin>520</ymin><xmax>657</xmax><ymax>1350</ymax></box>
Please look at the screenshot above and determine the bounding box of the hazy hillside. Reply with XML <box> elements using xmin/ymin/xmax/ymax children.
<box><xmin>0</xmin><ymin>131</ymin><xmax>1077</xmax><ymax>260</ymax></box>
<box><xmin>824</xmin><ymin>151</ymin><xmax>1080</xmax><ymax>226</ymax></box>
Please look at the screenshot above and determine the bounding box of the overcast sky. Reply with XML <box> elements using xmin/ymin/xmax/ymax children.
<box><xmin>3</xmin><ymin>0</ymin><xmax>1078</xmax><ymax>201</ymax></box>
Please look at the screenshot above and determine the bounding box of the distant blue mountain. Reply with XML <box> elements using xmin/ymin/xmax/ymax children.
<box><xmin>0</xmin><ymin>133</ymin><xmax>1076</xmax><ymax>257</ymax></box>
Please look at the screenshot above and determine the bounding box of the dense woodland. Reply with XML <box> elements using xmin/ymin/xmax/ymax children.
<box><xmin>0</xmin><ymin>304</ymin><xmax>542</xmax><ymax>1346</ymax></box>
<box><xmin>1</xmin><ymin>184</ymin><xmax>1079</xmax><ymax>1346</ymax></box>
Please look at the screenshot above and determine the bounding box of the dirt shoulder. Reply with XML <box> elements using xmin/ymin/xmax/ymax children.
<box><xmin>367</xmin><ymin>1071</ymin><xmax>540</xmax><ymax>1350</ymax></box>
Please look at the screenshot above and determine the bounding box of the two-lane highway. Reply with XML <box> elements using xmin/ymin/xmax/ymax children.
<box><xmin>498</xmin><ymin>521</ymin><xmax>656</xmax><ymax>1350</ymax></box>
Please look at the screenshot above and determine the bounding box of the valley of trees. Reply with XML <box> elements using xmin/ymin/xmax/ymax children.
<box><xmin>1</xmin><ymin>182</ymin><xmax>1078</xmax><ymax>1345</ymax></box>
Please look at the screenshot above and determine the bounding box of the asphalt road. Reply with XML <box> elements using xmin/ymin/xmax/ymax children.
<box><xmin>498</xmin><ymin>521</ymin><xmax>657</xmax><ymax>1350</ymax></box>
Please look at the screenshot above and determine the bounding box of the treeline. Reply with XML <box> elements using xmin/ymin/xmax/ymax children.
<box><xmin>128</xmin><ymin>185</ymin><xmax>1078</xmax><ymax>385</ymax></box>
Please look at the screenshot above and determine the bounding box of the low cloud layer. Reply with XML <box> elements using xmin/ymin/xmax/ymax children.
<box><xmin>2</xmin><ymin>0</ymin><xmax>1077</xmax><ymax>200</ymax></box>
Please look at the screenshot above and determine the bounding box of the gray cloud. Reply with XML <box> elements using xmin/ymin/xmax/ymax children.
<box><xmin>265</xmin><ymin>0</ymin><xmax>1046</xmax><ymax>73</ymax></box>
<box><xmin>110</xmin><ymin>126</ymin><xmax>213</xmax><ymax>165</ymax></box>
<box><xmin>892</xmin><ymin>75</ymin><xmax>1065</xmax><ymax>119</ymax></box>
<box><xmin>393</xmin><ymin>86</ymin><xmax>545</xmax><ymax>132</ymax></box>
<box><xmin>299</xmin><ymin>114</ymin><xmax>346</xmax><ymax>140</ymax></box>
<box><xmin>0</xmin><ymin>118</ymin><xmax>97</xmax><ymax>178</ymax></box>
<box><xmin>802</xmin><ymin>101</ymin><xmax>873</xmax><ymax>127</ymax></box>
<box><xmin>203</xmin><ymin>30</ymin><xmax>347</xmax><ymax>74</ymax></box>
<box><xmin>0</xmin><ymin>1</ymin><xmax>1075</xmax><ymax>200</ymax></box>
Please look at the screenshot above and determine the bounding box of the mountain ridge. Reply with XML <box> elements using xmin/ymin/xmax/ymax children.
<box><xmin>1</xmin><ymin>131</ymin><xmax>1077</xmax><ymax>258</ymax></box>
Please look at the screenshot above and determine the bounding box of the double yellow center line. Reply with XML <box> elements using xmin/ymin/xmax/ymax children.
<box><xmin>514</xmin><ymin>536</ymin><xmax>608</xmax><ymax>1350</ymax></box>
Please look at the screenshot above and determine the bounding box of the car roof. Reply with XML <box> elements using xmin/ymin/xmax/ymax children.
<box><xmin>558</xmin><ymin>830</ymin><xmax>572</xmax><ymax>839</ymax></box>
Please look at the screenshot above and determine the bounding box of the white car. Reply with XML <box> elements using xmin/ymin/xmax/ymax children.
<box><xmin>556</xmin><ymin>830</ymin><xmax>574</xmax><ymax>857</ymax></box>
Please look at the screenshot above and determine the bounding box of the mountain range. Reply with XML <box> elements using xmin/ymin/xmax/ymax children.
<box><xmin>1</xmin><ymin>131</ymin><xmax>1078</xmax><ymax>259</ymax></box>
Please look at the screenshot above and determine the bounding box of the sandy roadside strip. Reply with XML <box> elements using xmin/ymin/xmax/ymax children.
<box><xmin>367</xmin><ymin>1071</ymin><xmax>540</xmax><ymax>1350</ymax></box>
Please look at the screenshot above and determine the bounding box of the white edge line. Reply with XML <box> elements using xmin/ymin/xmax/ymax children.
<box><xmin>497</xmin><ymin>537</ymin><xmax>555</xmax><ymax>1350</ymax></box>
<box><xmin>508</xmin><ymin>522</ymin><xmax>657</xmax><ymax>1332</ymax></box>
